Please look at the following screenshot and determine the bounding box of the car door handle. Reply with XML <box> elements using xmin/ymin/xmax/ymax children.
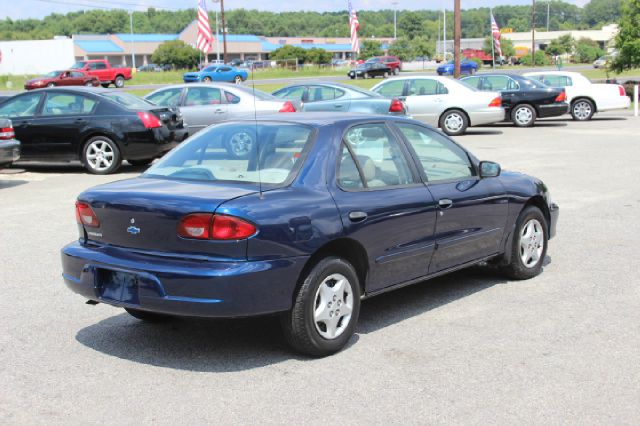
<box><xmin>75</xmin><ymin>118</ymin><xmax>88</xmax><ymax>124</ymax></box>
<box><xmin>348</xmin><ymin>211</ymin><xmax>367</xmax><ymax>222</ymax></box>
<box><xmin>213</xmin><ymin>109</ymin><xmax>225</xmax><ymax>114</ymax></box>
<box><xmin>438</xmin><ymin>199</ymin><xmax>453</xmax><ymax>209</ymax></box>
<box><xmin>333</xmin><ymin>104</ymin><xmax>343</xmax><ymax>109</ymax></box>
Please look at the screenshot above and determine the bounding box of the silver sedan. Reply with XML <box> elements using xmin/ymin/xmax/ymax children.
<box><xmin>144</xmin><ymin>83</ymin><xmax>297</xmax><ymax>135</ymax></box>
<box><xmin>371</xmin><ymin>76</ymin><xmax>504</xmax><ymax>136</ymax></box>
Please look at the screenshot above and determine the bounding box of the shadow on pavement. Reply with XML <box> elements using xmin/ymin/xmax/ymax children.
<box><xmin>75</xmin><ymin>266</ymin><xmax>518</xmax><ymax>371</ymax></box>
<box><xmin>0</xmin><ymin>179</ymin><xmax>27</xmax><ymax>189</ymax></box>
<box><xmin>12</xmin><ymin>162</ymin><xmax>149</xmax><ymax>174</ymax></box>
<box><xmin>465</xmin><ymin>129</ymin><xmax>504</xmax><ymax>136</ymax></box>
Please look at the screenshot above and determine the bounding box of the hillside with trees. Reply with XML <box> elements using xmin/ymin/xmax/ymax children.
<box><xmin>0</xmin><ymin>1</ymin><xmax>624</xmax><ymax>41</ymax></box>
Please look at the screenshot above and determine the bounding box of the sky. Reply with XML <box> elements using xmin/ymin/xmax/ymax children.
<box><xmin>1</xmin><ymin>0</ymin><xmax>590</xmax><ymax>20</ymax></box>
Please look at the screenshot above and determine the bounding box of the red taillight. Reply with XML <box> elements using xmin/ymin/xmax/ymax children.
<box><xmin>618</xmin><ymin>85</ymin><xmax>626</xmax><ymax>96</ymax></box>
<box><xmin>75</xmin><ymin>201</ymin><xmax>100</xmax><ymax>228</ymax></box>
<box><xmin>177</xmin><ymin>214</ymin><xmax>256</xmax><ymax>240</ymax></box>
<box><xmin>279</xmin><ymin>101</ymin><xmax>296</xmax><ymax>113</ymax></box>
<box><xmin>488</xmin><ymin>96</ymin><xmax>502</xmax><ymax>107</ymax></box>
<box><xmin>137</xmin><ymin>111</ymin><xmax>162</xmax><ymax>129</ymax></box>
<box><xmin>389</xmin><ymin>98</ymin><xmax>405</xmax><ymax>113</ymax></box>
<box><xmin>555</xmin><ymin>91</ymin><xmax>567</xmax><ymax>102</ymax></box>
<box><xmin>0</xmin><ymin>126</ymin><xmax>15</xmax><ymax>140</ymax></box>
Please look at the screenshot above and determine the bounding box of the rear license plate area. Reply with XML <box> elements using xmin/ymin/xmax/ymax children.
<box><xmin>96</xmin><ymin>269</ymin><xmax>140</xmax><ymax>304</ymax></box>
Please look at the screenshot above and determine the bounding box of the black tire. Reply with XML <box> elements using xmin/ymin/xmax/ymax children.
<box><xmin>383</xmin><ymin>71</ymin><xmax>389</xmax><ymax>78</ymax></box>
<box><xmin>114</xmin><ymin>75</ymin><xmax>125</xmax><ymax>88</ymax></box>
<box><xmin>363</xmin><ymin>72</ymin><xmax>370</xmax><ymax>79</ymax></box>
<box><xmin>84</xmin><ymin>81</ymin><xmax>94</xmax><ymax>86</ymax></box>
<box><xmin>500</xmin><ymin>206</ymin><xmax>548</xmax><ymax>280</ymax></box>
<box><xmin>234</xmin><ymin>75</ymin><xmax>242</xmax><ymax>84</ymax></box>
<box><xmin>125</xmin><ymin>308</ymin><xmax>172</xmax><ymax>322</ymax></box>
<box><xmin>439</xmin><ymin>109</ymin><xmax>469</xmax><ymax>136</ymax></box>
<box><xmin>101</xmin><ymin>83</ymin><xmax>110</xmax><ymax>88</ymax></box>
<box><xmin>350</xmin><ymin>76</ymin><xmax>355</xmax><ymax>80</ymax></box>
<box><xmin>82</xmin><ymin>135</ymin><xmax>122</xmax><ymax>175</ymax></box>
<box><xmin>128</xmin><ymin>158</ymin><xmax>154</xmax><ymax>167</ymax></box>
<box><xmin>571</xmin><ymin>98</ymin><xmax>595</xmax><ymax>121</ymax></box>
<box><xmin>281</xmin><ymin>256</ymin><xmax>361</xmax><ymax>357</ymax></box>
<box><xmin>511</xmin><ymin>104</ymin><xmax>537</xmax><ymax>127</ymax></box>
<box><xmin>47</xmin><ymin>82</ymin><xmax>56</xmax><ymax>87</ymax></box>
<box><xmin>394</xmin><ymin>68</ymin><xmax>400</xmax><ymax>75</ymax></box>
<box><xmin>224</xmin><ymin>128</ymin><xmax>255</xmax><ymax>159</ymax></box>
<box><xmin>203</xmin><ymin>76</ymin><xmax>212</xmax><ymax>83</ymax></box>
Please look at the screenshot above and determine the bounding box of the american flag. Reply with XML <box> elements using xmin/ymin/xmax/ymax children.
<box><xmin>197</xmin><ymin>0</ymin><xmax>214</xmax><ymax>54</ymax></box>
<box><xmin>348</xmin><ymin>1</ymin><xmax>360</xmax><ymax>55</ymax></box>
<box><xmin>491</xmin><ymin>11</ymin><xmax>503</xmax><ymax>58</ymax></box>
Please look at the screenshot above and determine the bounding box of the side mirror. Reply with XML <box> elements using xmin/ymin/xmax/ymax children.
<box><xmin>479</xmin><ymin>161</ymin><xmax>501</xmax><ymax>178</ymax></box>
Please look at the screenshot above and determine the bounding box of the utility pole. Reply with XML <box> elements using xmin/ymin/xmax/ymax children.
<box><xmin>547</xmin><ymin>2</ymin><xmax>550</xmax><ymax>32</ymax></box>
<box><xmin>212</xmin><ymin>0</ymin><xmax>221</xmax><ymax>62</ymax></box>
<box><xmin>437</xmin><ymin>13</ymin><xmax>440</xmax><ymax>60</ymax></box>
<box><xmin>392</xmin><ymin>2</ymin><xmax>398</xmax><ymax>39</ymax></box>
<box><xmin>220</xmin><ymin>0</ymin><xmax>228</xmax><ymax>64</ymax></box>
<box><xmin>532</xmin><ymin>0</ymin><xmax>536</xmax><ymax>68</ymax></box>
<box><xmin>443</xmin><ymin>8</ymin><xmax>447</xmax><ymax>62</ymax></box>
<box><xmin>453</xmin><ymin>0</ymin><xmax>461</xmax><ymax>78</ymax></box>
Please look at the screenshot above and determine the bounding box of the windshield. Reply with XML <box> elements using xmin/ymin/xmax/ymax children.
<box><xmin>43</xmin><ymin>71</ymin><xmax>62</xmax><ymax>78</ymax></box>
<box><xmin>71</xmin><ymin>61</ymin><xmax>86</xmax><ymax>69</ymax></box>
<box><xmin>101</xmin><ymin>92</ymin><xmax>153</xmax><ymax>109</ymax></box>
<box><xmin>145</xmin><ymin>122</ymin><xmax>315</xmax><ymax>185</ymax></box>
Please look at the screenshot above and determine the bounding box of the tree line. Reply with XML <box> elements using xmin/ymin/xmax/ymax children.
<box><xmin>0</xmin><ymin>0</ymin><xmax>622</xmax><ymax>41</ymax></box>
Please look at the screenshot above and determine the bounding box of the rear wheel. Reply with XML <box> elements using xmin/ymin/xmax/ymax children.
<box><xmin>281</xmin><ymin>256</ymin><xmax>361</xmax><ymax>357</ymax></box>
<box><xmin>47</xmin><ymin>82</ymin><xmax>55</xmax><ymax>87</ymax></box>
<box><xmin>84</xmin><ymin>81</ymin><xmax>93</xmax><ymax>86</ymax></box>
<box><xmin>439</xmin><ymin>109</ymin><xmax>468</xmax><ymax>136</ymax></box>
<box><xmin>128</xmin><ymin>158</ymin><xmax>154</xmax><ymax>167</ymax></box>
<box><xmin>571</xmin><ymin>99</ymin><xmax>595</xmax><ymax>121</ymax></box>
<box><xmin>511</xmin><ymin>104</ymin><xmax>536</xmax><ymax>127</ymax></box>
<box><xmin>394</xmin><ymin>68</ymin><xmax>400</xmax><ymax>75</ymax></box>
<box><xmin>114</xmin><ymin>76</ymin><xmax>125</xmax><ymax>88</ymax></box>
<box><xmin>125</xmin><ymin>308</ymin><xmax>172</xmax><ymax>322</ymax></box>
<box><xmin>234</xmin><ymin>75</ymin><xmax>243</xmax><ymax>84</ymax></box>
<box><xmin>383</xmin><ymin>71</ymin><xmax>389</xmax><ymax>78</ymax></box>
<box><xmin>363</xmin><ymin>72</ymin><xmax>370</xmax><ymax>79</ymax></box>
<box><xmin>203</xmin><ymin>76</ymin><xmax>212</xmax><ymax>83</ymax></box>
<box><xmin>500</xmin><ymin>206</ymin><xmax>548</xmax><ymax>280</ymax></box>
<box><xmin>82</xmin><ymin>136</ymin><xmax>121</xmax><ymax>175</ymax></box>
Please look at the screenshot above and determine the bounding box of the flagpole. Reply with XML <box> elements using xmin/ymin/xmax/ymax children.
<box><xmin>490</xmin><ymin>9</ymin><xmax>495</xmax><ymax>69</ymax></box>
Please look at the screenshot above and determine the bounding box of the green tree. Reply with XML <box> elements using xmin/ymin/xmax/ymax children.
<box><xmin>520</xmin><ymin>50</ymin><xmax>551</xmax><ymax>66</ymax></box>
<box><xmin>412</xmin><ymin>37</ymin><xmax>435</xmax><ymax>59</ymax></box>
<box><xmin>270</xmin><ymin>45</ymin><xmax>308</xmax><ymax>64</ymax></box>
<box><xmin>574</xmin><ymin>37</ymin><xmax>604</xmax><ymax>63</ymax></box>
<box><xmin>583</xmin><ymin>0</ymin><xmax>623</xmax><ymax>26</ymax></box>
<box><xmin>482</xmin><ymin>36</ymin><xmax>515</xmax><ymax>58</ymax></box>
<box><xmin>151</xmin><ymin>40</ymin><xmax>199</xmax><ymax>69</ymax></box>
<box><xmin>304</xmin><ymin>47</ymin><xmax>332</xmax><ymax>64</ymax></box>
<box><xmin>387</xmin><ymin>37</ymin><xmax>415</xmax><ymax>61</ymax></box>
<box><xmin>358</xmin><ymin>40</ymin><xmax>383</xmax><ymax>60</ymax></box>
<box><xmin>611</xmin><ymin>0</ymin><xmax>640</xmax><ymax>72</ymax></box>
<box><xmin>397</xmin><ymin>12</ymin><xmax>424</xmax><ymax>39</ymax></box>
<box><xmin>546</xmin><ymin>35</ymin><xmax>574</xmax><ymax>55</ymax></box>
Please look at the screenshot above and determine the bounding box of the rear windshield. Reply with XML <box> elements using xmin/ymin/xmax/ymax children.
<box><xmin>229</xmin><ymin>86</ymin><xmax>278</xmax><ymax>101</ymax></box>
<box><xmin>145</xmin><ymin>122</ymin><xmax>315</xmax><ymax>186</ymax></box>
<box><xmin>101</xmin><ymin>92</ymin><xmax>153</xmax><ymax>109</ymax></box>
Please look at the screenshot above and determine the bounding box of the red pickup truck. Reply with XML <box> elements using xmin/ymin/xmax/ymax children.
<box><xmin>70</xmin><ymin>60</ymin><xmax>133</xmax><ymax>88</ymax></box>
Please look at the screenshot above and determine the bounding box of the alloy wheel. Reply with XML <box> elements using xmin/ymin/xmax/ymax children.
<box><xmin>444</xmin><ymin>113</ymin><xmax>464</xmax><ymax>133</ymax></box>
<box><xmin>515</xmin><ymin>107</ymin><xmax>533</xmax><ymax>125</ymax></box>
<box><xmin>313</xmin><ymin>273</ymin><xmax>354</xmax><ymax>339</ymax></box>
<box><xmin>228</xmin><ymin>132</ymin><xmax>254</xmax><ymax>157</ymax></box>
<box><xmin>519</xmin><ymin>218</ymin><xmax>544</xmax><ymax>268</ymax></box>
<box><xmin>573</xmin><ymin>101</ymin><xmax>592</xmax><ymax>120</ymax></box>
<box><xmin>85</xmin><ymin>140</ymin><xmax>115</xmax><ymax>172</ymax></box>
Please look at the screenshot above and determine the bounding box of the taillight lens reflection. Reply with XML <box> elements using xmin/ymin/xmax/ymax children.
<box><xmin>389</xmin><ymin>98</ymin><xmax>405</xmax><ymax>113</ymax></box>
<box><xmin>178</xmin><ymin>214</ymin><xmax>256</xmax><ymax>240</ymax></box>
<box><xmin>75</xmin><ymin>201</ymin><xmax>100</xmax><ymax>228</ymax></box>
<box><xmin>0</xmin><ymin>126</ymin><xmax>15</xmax><ymax>140</ymax></box>
<box><xmin>555</xmin><ymin>91</ymin><xmax>567</xmax><ymax>102</ymax></box>
<box><xmin>279</xmin><ymin>101</ymin><xmax>296</xmax><ymax>113</ymax></box>
<box><xmin>488</xmin><ymin>96</ymin><xmax>502</xmax><ymax>107</ymax></box>
<box><xmin>137</xmin><ymin>111</ymin><xmax>163</xmax><ymax>129</ymax></box>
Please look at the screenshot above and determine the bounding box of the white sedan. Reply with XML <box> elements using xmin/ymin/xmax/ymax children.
<box><xmin>370</xmin><ymin>76</ymin><xmax>504</xmax><ymax>136</ymax></box>
<box><xmin>523</xmin><ymin>71</ymin><xmax>630</xmax><ymax>121</ymax></box>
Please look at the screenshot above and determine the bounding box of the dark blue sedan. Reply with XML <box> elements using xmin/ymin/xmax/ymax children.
<box><xmin>437</xmin><ymin>59</ymin><xmax>478</xmax><ymax>76</ymax></box>
<box><xmin>61</xmin><ymin>113</ymin><xmax>558</xmax><ymax>356</ymax></box>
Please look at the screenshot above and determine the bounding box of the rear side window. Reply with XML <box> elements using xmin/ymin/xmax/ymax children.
<box><xmin>146</xmin><ymin>88</ymin><xmax>182</xmax><ymax>107</ymax></box>
<box><xmin>224</xmin><ymin>91</ymin><xmax>241</xmax><ymax>104</ymax></box>
<box><xmin>462</xmin><ymin>77</ymin><xmax>481</xmax><ymax>89</ymax></box>
<box><xmin>273</xmin><ymin>86</ymin><xmax>305</xmax><ymax>100</ymax></box>
<box><xmin>41</xmin><ymin>93</ymin><xmax>96</xmax><ymax>116</ymax></box>
<box><xmin>538</xmin><ymin>75</ymin><xmax>572</xmax><ymax>87</ymax></box>
<box><xmin>185</xmin><ymin>87</ymin><xmax>222</xmax><ymax>106</ymax></box>
<box><xmin>374</xmin><ymin>80</ymin><xmax>405</xmax><ymax>97</ymax></box>
<box><xmin>0</xmin><ymin>93</ymin><xmax>43</xmax><ymax>117</ymax></box>
<box><xmin>145</xmin><ymin>122</ymin><xmax>314</xmax><ymax>186</ymax></box>
<box><xmin>483</xmin><ymin>75</ymin><xmax>510</xmax><ymax>91</ymax></box>
<box><xmin>409</xmin><ymin>79</ymin><xmax>447</xmax><ymax>96</ymax></box>
<box><xmin>307</xmin><ymin>86</ymin><xmax>339</xmax><ymax>102</ymax></box>
<box><xmin>337</xmin><ymin>144</ymin><xmax>364</xmax><ymax>190</ymax></box>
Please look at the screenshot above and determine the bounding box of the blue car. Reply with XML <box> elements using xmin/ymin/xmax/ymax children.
<box><xmin>61</xmin><ymin>113</ymin><xmax>558</xmax><ymax>356</ymax></box>
<box><xmin>183</xmin><ymin>65</ymin><xmax>248</xmax><ymax>84</ymax></box>
<box><xmin>437</xmin><ymin>59</ymin><xmax>478</xmax><ymax>76</ymax></box>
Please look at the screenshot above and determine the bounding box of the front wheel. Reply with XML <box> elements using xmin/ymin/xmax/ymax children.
<box><xmin>394</xmin><ymin>68</ymin><xmax>400</xmax><ymax>75</ymax></box>
<box><xmin>383</xmin><ymin>71</ymin><xmax>389</xmax><ymax>78</ymax></box>
<box><xmin>511</xmin><ymin>104</ymin><xmax>537</xmax><ymax>127</ymax></box>
<box><xmin>500</xmin><ymin>206</ymin><xmax>548</xmax><ymax>280</ymax></box>
<box><xmin>234</xmin><ymin>75</ymin><xmax>243</xmax><ymax>84</ymax></box>
<box><xmin>114</xmin><ymin>76</ymin><xmax>125</xmax><ymax>88</ymax></box>
<box><xmin>203</xmin><ymin>76</ymin><xmax>212</xmax><ymax>83</ymax></box>
<box><xmin>571</xmin><ymin>99</ymin><xmax>595</xmax><ymax>121</ymax></box>
<box><xmin>439</xmin><ymin>109</ymin><xmax>469</xmax><ymax>136</ymax></box>
<box><xmin>82</xmin><ymin>136</ymin><xmax>121</xmax><ymax>175</ymax></box>
<box><xmin>47</xmin><ymin>82</ymin><xmax>55</xmax><ymax>87</ymax></box>
<box><xmin>363</xmin><ymin>72</ymin><xmax>369</xmax><ymax>79</ymax></box>
<box><xmin>281</xmin><ymin>257</ymin><xmax>361</xmax><ymax>357</ymax></box>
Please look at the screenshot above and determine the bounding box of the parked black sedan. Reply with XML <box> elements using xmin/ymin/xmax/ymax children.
<box><xmin>461</xmin><ymin>73</ymin><xmax>568</xmax><ymax>127</ymax></box>
<box><xmin>0</xmin><ymin>88</ymin><xmax>187</xmax><ymax>174</ymax></box>
<box><xmin>0</xmin><ymin>118</ymin><xmax>20</xmax><ymax>168</ymax></box>
<box><xmin>348</xmin><ymin>62</ymin><xmax>392</xmax><ymax>79</ymax></box>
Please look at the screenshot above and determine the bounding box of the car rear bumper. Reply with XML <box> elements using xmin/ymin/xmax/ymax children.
<box><xmin>597</xmin><ymin>96</ymin><xmax>631</xmax><ymax>112</ymax></box>
<box><xmin>61</xmin><ymin>241</ymin><xmax>308</xmax><ymax>318</ymax></box>
<box><xmin>468</xmin><ymin>108</ymin><xmax>505</xmax><ymax>126</ymax></box>
<box><xmin>0</xmin><ymin>139</ymin><xmax>20</xmax><ymax>167</ymax></box>
<box><xmin>538</xmin><ymin>103</ymin><xmax>569</xmax><ymax>118</ymax></box>
<box><xmin>123</xmin><ymin>127</ymin><xmax>188</xmax><ymax>160</ymax></box>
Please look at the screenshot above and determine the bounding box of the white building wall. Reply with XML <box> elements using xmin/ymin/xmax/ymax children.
<box><xmin>0</xmin><ymin>39</ymin><xmax>75</xmax><ymax>75</ymax></box>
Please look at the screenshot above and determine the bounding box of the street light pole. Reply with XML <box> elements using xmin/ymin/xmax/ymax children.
<box><xmin>392</xmin><ymin>2</ymin><xmax>398</xmax><ymax>39</ymax></box>
<box><xmin>220</xmin><ymin>0</ymin><xmax>228</xmax><ymax>64</ymax></box>
<box><xmin>212</xmin><ymin>0</ymin><xmax>220</xmax><ymax>61</ymax></box>
<box><xmin>532</xmin><ymin>0</ymin><xmax>536</xmax><ymax>68</ymax></box>
<box><xmin>453</xmin><ymin>0</ymin><xmax>461</xmax><ymax>78</ymax></box>
<box><xmin>129</xmin><ymin>11</ymin><xmax>136</xmax><ymax>68</ymax></box>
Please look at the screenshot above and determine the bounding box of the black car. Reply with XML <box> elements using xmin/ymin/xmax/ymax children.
<box><xmin>0</xmin><ymin>118</ymin><xmax>20</xmax><ymax>168</ymax></box>
<box><xmin>0</xmin><ymin>88</ymin><xmax>187</xmax><ymax>174</ymax></box>
<box><xmin>348</xmin><ymin>62</ymin><xmax>392</xmax><ymax>79</ymax></box>
<box><xmin>461</xmin><ymin>73</ymin><xmax>569</xmax><ymax>127</ymax></box>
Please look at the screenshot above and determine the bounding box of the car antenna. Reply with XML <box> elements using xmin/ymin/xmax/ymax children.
<box><xmin>250</xmin><ymin>64</ymin><xmax>263</xmax><ymax>199</ymax></box>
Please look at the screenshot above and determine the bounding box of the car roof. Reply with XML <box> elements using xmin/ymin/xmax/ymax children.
<box><xmin>524</xmin><ymin>71</ymin><xmax>582</xmax><ymax>77</ymax></box>
<box><xmin>228</xmin><ymin>112</ymin><xmax>416</xmax><ymax>127</ymax></box>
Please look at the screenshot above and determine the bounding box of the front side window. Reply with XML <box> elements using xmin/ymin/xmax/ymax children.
<box><xmin>145</xmin><ymin>122</ymin><xmax>314</xmax><ymax>186</ymax></box>
<box><xmin>273</xmin><ymin>86</ymin><xmax>305</xmax><ymax>100</ymax></box>
<box><xmin>462</xmin><ymin>76</ymin><xmax>481</xmax><ymax>89</ymax></box>
<box><xmin>396</xmin><ymin>123</ymin><xmax>474</xmax><ymax>182</ymax></box>
<box><xmin>0</xmin><ymin>93</ymin><xmax>43</xmax><ymax>117</ymax></box>
<box><xmin>538</xmin><ymin>75</ymin><xmax>572</xmax><ymax>88</ymax></box>
<box><xmin>483</xmin><ymin>75</ymin><xmax>510</xmax><ymax>91</ymax></box>
<box><xmin>41</xmin><ymin>93</ymin><xmax>97</xmax><ymax>116</ymax></box>
<box><xmin>373</xmin><ymin>80</ymin><xmax>405</xmax><ymax>97</ymax></box>
<box><xmin>342</xmin><ymin>123</ymin><xmax>413</xmax><ymax>189</ymax></box>
<box><xmin>185</xmin><ymin>87</ymin><xmax>222</xmax><ymax>106</ymax></box>
<box><xmin>307</xmin><ymin>86</ymin><xmax>336</xmax><ymax>102</ymax></box>
<box><xmin>409</xmin><ymin>79</ymin><xmax>447</xmax><ymax>96</ymax></box>
<box><xmin>146</xmin><ymin>88</ymin><xmax>182</xmax><ymax>107</ymax></box>
<box><xmin>94</xmin><ymin>63</ymin><xmax>107</xmax><ymax>70</ymax></box>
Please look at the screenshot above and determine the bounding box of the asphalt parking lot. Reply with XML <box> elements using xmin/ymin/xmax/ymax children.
<box><xmin>1</xmin><ymin>111</ymin><xmax>639</xmax><ymax>424</ymax></box>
